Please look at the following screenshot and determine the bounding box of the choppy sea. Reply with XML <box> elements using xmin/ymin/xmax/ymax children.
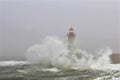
<box><xmin>0</xmin><ymin>61</ymin><xmax>120</xmax><ymax>80</ymax></box>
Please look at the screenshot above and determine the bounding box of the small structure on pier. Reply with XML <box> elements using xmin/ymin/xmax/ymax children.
<box><xmin>67</xmin><ymin>27</ymin><xmax>76</xmax><ymax>50</ymax></box>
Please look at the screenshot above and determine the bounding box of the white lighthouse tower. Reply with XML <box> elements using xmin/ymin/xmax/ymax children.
<box><xmin>67</xmin><ymin>27</ymin><xmax>76</xmax><ymax>51</ymax></box>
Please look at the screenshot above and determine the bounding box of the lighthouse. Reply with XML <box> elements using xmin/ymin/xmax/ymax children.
<box><xmin>67</xmin><ymin>27</ymin><xmax>76</xmax><ymax>50</ymax></box>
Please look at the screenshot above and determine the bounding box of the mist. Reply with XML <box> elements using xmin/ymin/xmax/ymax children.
<box><xmin>0</xmin><ymin>0</ymin><xmax>119</xmax><ymax>61</ymax></box>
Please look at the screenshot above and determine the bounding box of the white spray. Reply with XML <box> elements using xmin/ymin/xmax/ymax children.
<box><xmin>25</xmin><ymin>36</ymin><xmax>112</xmax><ymax>68</ymax></box>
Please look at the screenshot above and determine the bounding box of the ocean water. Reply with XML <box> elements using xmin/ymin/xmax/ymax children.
<box><xmin>1</xmin><ymin>37</ymin><xmax>120</xmax><ymax>80</ymax></box>
<box><xmin>0</xmin><ymin>61</ymin><xmax>120</xmax><ymax>80</ymax></box>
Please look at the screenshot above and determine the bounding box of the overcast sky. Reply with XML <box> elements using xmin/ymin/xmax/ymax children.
<box><xmin>0</xmin><ymin>0</ymin><xmax>120</xmax><ymax>61</ymax></box>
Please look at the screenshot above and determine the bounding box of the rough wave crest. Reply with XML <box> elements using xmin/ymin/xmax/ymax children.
<box><xmin>25</xmin><ymin>36</ymin><xmax>113</xmax><ymax>69</ymax></box>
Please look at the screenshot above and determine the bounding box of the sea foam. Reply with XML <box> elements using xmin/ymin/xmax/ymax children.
<box><xmin>25</xmin><ymin>36</ymin><xmax>112</xmax><ymax>69</ymax></box>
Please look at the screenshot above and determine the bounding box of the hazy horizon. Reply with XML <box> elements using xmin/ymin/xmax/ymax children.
<box><xmin>0</xmin><ymin>0</ymin><xmax>120</xmax><ymax>61</ymax></box>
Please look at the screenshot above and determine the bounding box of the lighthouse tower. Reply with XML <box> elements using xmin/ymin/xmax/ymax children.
<box><xmin>67</xmin><ymin>27</ymin><xmax>76</xmax><ymax>50</ymax></box>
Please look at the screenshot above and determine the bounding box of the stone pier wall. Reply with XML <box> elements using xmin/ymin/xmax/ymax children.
<box><xmin>110</xmin><ymin>54</ymin><xmax>120</xmax><ymax>64</ymax></box>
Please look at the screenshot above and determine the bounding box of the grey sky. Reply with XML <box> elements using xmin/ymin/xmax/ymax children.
<box><xmin>0</xmin><ymin>0</ymin><xmax>120</xmax><ymax>60</ymax></box>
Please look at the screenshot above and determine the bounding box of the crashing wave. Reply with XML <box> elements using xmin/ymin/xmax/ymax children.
<box><xmin>0</xmin><ymin>61</ymin><xmax>28</xmax><ymax>67</ymax></box>
<box><xmin>25</xmin><ymin>36</ymin><xmax>113</xmax><ymax>69</ymax></box>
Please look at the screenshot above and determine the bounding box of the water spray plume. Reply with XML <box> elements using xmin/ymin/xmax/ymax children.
<box><xmin>25</xmin><ymin>36</ymin><xmax>112</xmax><ymax>69</ymax></box>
